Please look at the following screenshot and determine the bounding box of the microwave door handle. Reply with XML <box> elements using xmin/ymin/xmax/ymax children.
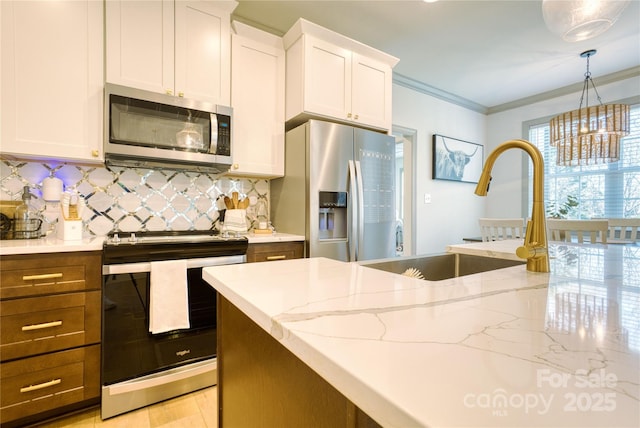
<box><xmin>210</xmin><ymin>113</ymin><xmax>218</xmax><ymax>154</ymax></box>
<box><xmin>348</xmin><ymin>160</ymin><xmax>357</xmax><ymax>262</ymax></box>
<box><xmin>354</xmin><ymin>160</ymin><xmax>365</xmax><ymax>262</ymax></box>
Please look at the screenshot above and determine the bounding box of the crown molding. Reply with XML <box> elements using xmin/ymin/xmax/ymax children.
<box><xmin>393</xmin><ymin>66</ymin><xmax>640</xmax><ymax>116</ymax></box>
<box><xmin>487</xmin><ymin>66</ymin><xmax>640</xmax><ymax>114</ymax></box>
<box><xmin>392</xmin><ymin>73</ymin><xmax>488</xmax><ymax>114</ymax></box>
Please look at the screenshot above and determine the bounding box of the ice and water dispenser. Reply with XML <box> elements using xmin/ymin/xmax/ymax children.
<box><xmin>318</xmin><ymin>191</ymin><xmax>347</xmax><ymax>240</ymax></box>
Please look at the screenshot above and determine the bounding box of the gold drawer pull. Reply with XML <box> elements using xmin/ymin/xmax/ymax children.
<box><xmin>22</xmin><ymin>273</ymin><xmax>63</xmax><ymax>281</ymax></box>
<box><xmin>22</xmin><ymin>320</ymin><xmax>63</xmax><ymax>331</ymax></box>
<box><xmin>20</xmin><ymin>378</ymin><xmax>61</xmax><ymax>393</ymax></box>
<box><xmin>266</xmin><ymin>255</ymin><xmax>286</xmax><ymax>261</ymax></box>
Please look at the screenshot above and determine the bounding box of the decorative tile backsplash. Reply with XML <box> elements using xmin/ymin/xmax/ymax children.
<box><xmin>0</xmin><ymin>159</ymin><xmax>269</xmax><ymax>236</ymax></box>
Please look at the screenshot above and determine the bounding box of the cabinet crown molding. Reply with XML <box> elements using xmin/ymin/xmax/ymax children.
<box><xmin>283</xmin><ymin>18</ymin><xmax>399</xmax><ymax>68</ymax></box>
<box><xmin>232</xmin><ymin>20</ymin><xmax>284</xmax><ymax>49</ymax></box>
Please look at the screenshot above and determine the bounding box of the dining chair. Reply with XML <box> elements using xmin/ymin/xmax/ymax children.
<box><xmin>546</xmin><ymin>219</ymin><xmax>608</xmax><ymax>244</ymax></box>
<box><xmin>605</xmin><ymin>218</ymin><xmax>640</xmax><ymax>243</ymax></box>
<box><xmin>478</xmin><ymin>218</ymin><xmax>525</xmax><ymax>242</ymax></box>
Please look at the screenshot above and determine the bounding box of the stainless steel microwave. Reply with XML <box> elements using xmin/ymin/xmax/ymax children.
<box><xmin>104</xmin><ymin>83</ymin><xmax>232</xmax><ymax>173</ymax></box>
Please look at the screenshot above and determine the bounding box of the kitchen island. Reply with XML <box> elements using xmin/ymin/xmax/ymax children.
<box><xmin>203</xmin><ymin>242</ymin><xmax>639</xmax><ymax>427</ymax></box>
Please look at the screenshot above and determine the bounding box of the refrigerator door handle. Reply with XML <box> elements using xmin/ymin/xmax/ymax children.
<box><xmin>354</xmin><ymin>160</ymin><xmax>365</xmax><ymax>262</ymax></box>
<box><xmin>348</xmin><ymin>160</ymin><xmax>358</xmax><ymax>261</ymax></box>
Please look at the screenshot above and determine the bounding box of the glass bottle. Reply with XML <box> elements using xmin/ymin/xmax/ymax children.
<box><xmin>255</xmin><ymin>199</ymin><xmax>268</xmax><ymax>230</ymax></box>
<box><xmin>14</xmin><ymin>186</ymin><xmax>34</xmax><ymax>235</ymax></box>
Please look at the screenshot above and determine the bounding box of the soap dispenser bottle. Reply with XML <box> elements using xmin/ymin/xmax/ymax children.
<box><xmin>14</xmin><ymin>186</ymin><xmax>40</xmax><ymax>238</ymax></box>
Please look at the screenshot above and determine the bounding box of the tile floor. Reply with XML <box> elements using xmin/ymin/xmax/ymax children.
<box><xmin>35</xmin><ymin>387</ymin><xmax>217</xmax><ymax>428</ymax></box>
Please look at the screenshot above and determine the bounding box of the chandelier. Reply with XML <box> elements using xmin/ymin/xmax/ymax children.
<box><xmin>542</xmin><ymin>0</ymin><xmax>631</xmax><ymax>42</ymax></box>
<box><xmin>549</xmin><ymin>49</ymin><xmax>630</xmax><ymax>166</ymax></box>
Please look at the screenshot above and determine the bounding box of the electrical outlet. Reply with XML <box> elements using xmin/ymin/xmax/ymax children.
<box><xmin>424</xmin><ymin>193</ymin><xmax>432</xmax><ymax>204</ymax></box>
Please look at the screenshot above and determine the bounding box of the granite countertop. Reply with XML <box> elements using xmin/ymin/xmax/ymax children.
<box><xmin>0</xmin><ymin>232</ymin><xmax>304</xmax><ymax>256</ymax></box>
<box><xmin>203</xmin><ymin>243</ymin><xmax>640</xmax><ymax>427</ymax></box>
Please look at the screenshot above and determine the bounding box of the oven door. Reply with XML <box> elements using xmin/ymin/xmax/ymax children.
<box><xmin>102</xmin><ymin>255</ymin><xmax>243</xmax><ymax>386</ymax></box>
<box><xmin>101</xmin><ymin>269</ymin><xmax>216</xmax><ymax>386</ymax></box>
<box><xmin>101</xmin><ymin>255</ymin><xmax>243</xmax><ymax>419</ymax></box>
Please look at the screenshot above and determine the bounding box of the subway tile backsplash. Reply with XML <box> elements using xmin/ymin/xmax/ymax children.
<box><xmin>0</xmin><ymin>159</ymin><xmax>268</xmax><ymax>236</ymax></box>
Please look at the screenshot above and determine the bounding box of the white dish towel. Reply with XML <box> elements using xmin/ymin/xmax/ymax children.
<box><xmin>149</xmin><ymin>259</ymin><xmax>190</xmax><ymax>334</ymax></box>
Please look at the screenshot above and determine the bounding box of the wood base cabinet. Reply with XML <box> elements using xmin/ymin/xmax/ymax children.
<box><xmin>0</xmin><ymin>345</ymin><xmax>100</xmax><ymax>427</ymax></box>
<box><xmin>246</xmin><ymin>241</ymin><xmax>304</xmax><ymax>262</ymax></box>
<box><xmin>0</xmin><ymin>251</ymin><xmax>101</xmax><ymax>426</ymax></box>
<box><xmin>217</xmin><ymin>295</ymin><xmax>380</xmax><ymax>427</ymax></box>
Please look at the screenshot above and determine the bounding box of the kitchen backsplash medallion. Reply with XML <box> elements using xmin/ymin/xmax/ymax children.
<box><xmin>0</xmin><ymin>159</ymin><xmax>268</xmax><ymax>236</ymax></box>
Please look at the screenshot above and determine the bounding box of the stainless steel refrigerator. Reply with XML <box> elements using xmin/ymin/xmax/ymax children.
<box><xmin>271</xmin><ymin>120</ymin><xmax>396</xmax><ymax>262</ymax></box>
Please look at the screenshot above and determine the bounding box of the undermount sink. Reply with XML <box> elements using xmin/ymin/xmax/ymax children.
<box><xmin>359</xmin><ymin>253</ymin><xmax>525</xmax><ymax>280</ymax></box>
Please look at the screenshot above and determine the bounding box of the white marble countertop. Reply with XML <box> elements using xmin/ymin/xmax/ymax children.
<box><xmin>246</xmin><ymin>232</ymin><xmax>305</xmax><ymax>243</ymax></box>
<box><xmin>203</xmin><ymin>243</ymin><xmax>640</xmax><ymax>427</ymax></box>
<box><xmin>0</xmin><ymin>232</ymin><xmax>304</xmax><ymax>255</ymax></box>
<box><xmin>0</xmin><ymin>235</ymin><xmax>105</xmax><ymax>255</ymax></box>
<box><xmin>447</xmin><ymin>238</ymin><xmax>525</xmax><ymax>260</ymax></box>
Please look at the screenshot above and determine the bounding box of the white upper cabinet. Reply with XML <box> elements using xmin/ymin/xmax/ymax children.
<box><xmin>106</xmin><ymin>0</ymin><xmax>236</xmax><ymax>106</ymax></box>
<box><xmin>283</xmin><ymin>19</ymin><xmax>398</xmax><ymax>132</ymax></box>
<box><xmin>350</xmin><ymin>53</ymin><xmax>393</xmax><ymax>131</ymax></box>
<box><xmin>1</xmin><ymin>0</ymin><xmax>104</xmax><ymax>163</ymax></box>
<box><xmin>229</xmin><ymin>22</ymin><xmax>285</xmax><ymax>178</ymax></box>
<box><xmin>105</xmin><ymin>0</ymin><xmax>174</xmax><ymax>95</ymax></box>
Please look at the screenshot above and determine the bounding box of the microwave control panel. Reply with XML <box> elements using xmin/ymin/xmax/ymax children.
<box><xmin>215</xmin><ymin>114</ymin><xmax>231</xmax><ymax>156</ymax></box>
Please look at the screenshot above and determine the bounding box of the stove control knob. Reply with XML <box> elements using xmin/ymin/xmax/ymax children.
<box><xmin>129</xmin><ymin>233</ymin><xmax>137</xmax><ymax>243</ymax></box>
<box><xmin>112</xmin><ymin>233</ymin><xmax>120</xmax><ymax>245</ymax></box>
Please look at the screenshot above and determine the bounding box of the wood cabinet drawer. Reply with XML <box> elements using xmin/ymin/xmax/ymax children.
<box><xmin>246</xmin><ymin>241</ymin><xmax>304</xmax><ymax>263</ymax></box>
<box><xmin>0</xmin><ymin>291</ymin><xmax>100</xmax><ymax>362</ymax></box>
<box><xmin>0</xmin><ymin>252</ymin><xmax>101</xmax><ymax>299</ymax></box>
<box><xmin>0</xmin><ymin>345</ymin><xmax>100</xmax><ymax>425</ymax></box>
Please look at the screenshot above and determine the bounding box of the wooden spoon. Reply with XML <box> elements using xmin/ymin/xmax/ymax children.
<box><xmin>224</xmin><ymin>196</ymin><xmax>233</xmax><ymax>210</ymax></box>
<box><xmin>232</xmin><ymin>192</ymin><xmax>239</xmax><ymax>209</ymax></box>
<box><xmin>238</xmin><ymin>198</ymin><xmax>250</xmax><ymax>209</ymax></box>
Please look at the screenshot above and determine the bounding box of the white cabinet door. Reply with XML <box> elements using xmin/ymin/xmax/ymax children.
<box><xmin>106</xmin><ymin>0</ymin><xmax>234</xmax><ymax>104</ymax></box>
<box><xmin>1</xmin><ymin>0</ymin><xmax>104</xmax><ymax>163</ymax></box>
<box><xmin>303</xmin><ymin>36</ymin><xmax>352</xmax><ymax>123</ymax></box>
<box><xmin>285</xmin><ymin>33</ymin><xmax>393</xmax><ymax>132</ymax></box>
<box><xmin>229</xmin><ymin>23</ymin><xmax>285</xmax><ymax>177</ymax></box>
<box><xmin>175</xmin><ymin>1</ymin><xmax>232</xmax><ymax>105</ymax></box>
<box><xmin>351</xmin><ymin>53</ymin><xmax>393</xmax><ymax>131</ymax></box>
<box><xmin>105</xmin><ymin>0</ymin><xmax>174</xmax><ymax>95</ymax></box>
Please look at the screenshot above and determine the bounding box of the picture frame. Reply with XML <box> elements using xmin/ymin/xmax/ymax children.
<box><xmin>432</xmin><ymin>134</ymin><xmax>484</xmax><ymax>184</ymax></box>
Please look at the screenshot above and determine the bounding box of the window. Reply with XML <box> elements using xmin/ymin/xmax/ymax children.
<box><xmin>528</xmin><ymin>104</ymin><xmax>640</xmax><ymax>219</ymax></box>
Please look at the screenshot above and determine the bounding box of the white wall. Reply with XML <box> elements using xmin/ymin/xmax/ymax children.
<box><xmin>485</xmin><ymin>76</ymin><xmax>640</xmax><ymax>219</ymax></box>
<box><xmin>393</xmin><ymin>75</ymin><xmax>639</xmax><ymax>255</ymax></box>
<box><xmin>392</xmin><ymin>84</ymin><xmax>487</xmax><ymax>255</ymax></box>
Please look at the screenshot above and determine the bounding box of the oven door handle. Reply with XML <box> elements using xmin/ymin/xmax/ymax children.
<box><xmin>102</xmin><ymin>255</ymin><xmax>246</xmax><ymax>275</ymax></box>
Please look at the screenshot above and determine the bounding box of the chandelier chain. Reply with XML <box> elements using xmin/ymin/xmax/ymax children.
<box><xmin>578</xmin><ymin>52</ymin><xmax>604</xmax><ymax>110</ymax></box>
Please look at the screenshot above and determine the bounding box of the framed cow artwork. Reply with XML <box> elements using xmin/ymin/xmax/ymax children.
<box><xmin>432</xmin><ymin>134</ymin><xmax>484</xmax><ymax>183</ymax></box>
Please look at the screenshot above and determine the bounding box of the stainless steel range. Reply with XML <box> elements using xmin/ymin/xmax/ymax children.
<box><xmin>100</xmin><ymin>230</ymin><xmax>248</xmax><ymax>420</ymax></box>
